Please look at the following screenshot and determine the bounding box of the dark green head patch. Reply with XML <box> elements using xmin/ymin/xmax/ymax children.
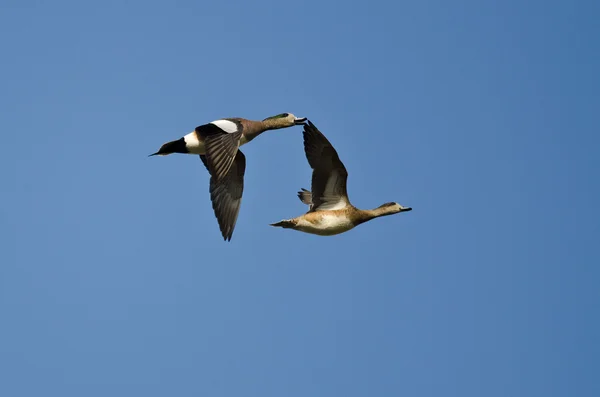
<box><xmin>262</xmin><ymin>113</ymin><xmax>289</xmax><ymax>121</ymax></box>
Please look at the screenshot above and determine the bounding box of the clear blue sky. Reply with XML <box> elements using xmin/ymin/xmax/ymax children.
<box><xmin>2</xmin><ymin>1</ymin><xmax>599</xmax><ymax>396</ymax></box>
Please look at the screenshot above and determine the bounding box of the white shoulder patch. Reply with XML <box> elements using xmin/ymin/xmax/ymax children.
<box><xmin>210</xmin><ymin>119</ymin><xmax>239</xmax><ymax>134</ymax></box>
<box><xmin>183</xmin><ymin>131</ymin><xmax>203</xmax><ymax>153</ymax></box>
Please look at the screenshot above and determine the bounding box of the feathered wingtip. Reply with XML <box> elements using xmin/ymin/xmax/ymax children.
<box><xmin>297</xmin><ymin>188</ymin><xmax>312</xmax><ymax>205</ymax></box>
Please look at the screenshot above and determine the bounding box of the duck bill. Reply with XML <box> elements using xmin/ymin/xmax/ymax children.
<box><xmin>294</xmin><ymin>117</ymin><xmax>308</xmax><ymax>125</ymax></box>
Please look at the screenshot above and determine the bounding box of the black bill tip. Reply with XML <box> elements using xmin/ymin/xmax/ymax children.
<box><xmin>294</xmin><ymin>117</ymin><xmax>308</xmax><ymax>125</ymax></box>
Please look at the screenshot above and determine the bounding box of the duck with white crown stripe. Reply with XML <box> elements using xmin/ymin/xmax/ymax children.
<box><xmin>150</xmin><ymin>113</ymin><xmax>307</xmax><ymax>241</ymax></box>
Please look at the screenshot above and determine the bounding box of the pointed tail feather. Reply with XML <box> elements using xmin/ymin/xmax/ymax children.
<box><xmin>297</xmin><ymin>188</ymin><xmax>312</xmax><ymax>205</ymax></box>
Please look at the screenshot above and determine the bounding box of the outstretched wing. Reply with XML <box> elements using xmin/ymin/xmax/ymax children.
<box><xmin>199</xmin><ymin>150</ymin><xmax>246</xmax><ymax>241</ymax></box>
<box><xmin>302</xmin><ymin>121</ymin><xmax>350</xmax><ymax>212</ymax></box>
<box><xmin>196</xmin><ymin>119</ymin><xmax>243</xmax><ymax>181</ymax></box>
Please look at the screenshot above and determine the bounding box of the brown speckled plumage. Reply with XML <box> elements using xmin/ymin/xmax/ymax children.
<box><xmin>270</xmin><ymin>120</ymin><xmax>412</xmax><ymax>236</ymax></box>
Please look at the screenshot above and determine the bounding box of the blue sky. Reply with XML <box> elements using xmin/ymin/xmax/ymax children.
<box><xmin>2</xmin><ymin>0</ymin><xmax>599</xmax><ymax>396</ymax></box>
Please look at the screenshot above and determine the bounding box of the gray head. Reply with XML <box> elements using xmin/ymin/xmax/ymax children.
<box><xmin>262</xmin><ymin>113</ymin><xmax>307</xmax><ymax>128</ymax></box>
<box><xmin>376</xmin><ymin>202</ymin><xmax>413</xmax><ymax>216</ymax></box>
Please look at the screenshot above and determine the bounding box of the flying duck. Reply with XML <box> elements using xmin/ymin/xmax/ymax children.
<box><xmin>151</xmin><ymin>113</ymin><xmax>307</xmax><ymax>241</ymax></box>
<box><xmin>270</xmin><ymin>120</ymin><xmax>412</xmax><ymax>236</ymax></box>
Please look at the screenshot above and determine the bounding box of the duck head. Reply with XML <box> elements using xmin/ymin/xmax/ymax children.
<box><xmin>149</xmin><ymin>137</ymin><xmax>188</xmax><ymax>156</ymax></box>
<box><xmin>262</xmin><ymin>113</ymin><xmax>307</xmax><ymax>128</ymax></box>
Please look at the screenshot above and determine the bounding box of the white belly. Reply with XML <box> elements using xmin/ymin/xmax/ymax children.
<box><xmin>296</xmin><ymin>214</ymin><xmax>355</xmax><ymax>236</ymax></box>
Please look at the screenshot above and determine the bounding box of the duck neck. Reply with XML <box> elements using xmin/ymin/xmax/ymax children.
<box><xmin>356</xmin><ymin>206</ymin><xmax>395</xmax><ymax>224</ymax></box>
<box><xmin>244</xmin><ymin>118</ymin><xmax>291</xmax><ymax>142</ymax></box>
<box><xmin>261</xmin><ymin>118</ymin><xmax>291</xmax><ymax>131</ymax></box>
<box><xmin>241</xmin><ymin>120</ymin><xmax>270</xmax><ymax>142</ymax></box>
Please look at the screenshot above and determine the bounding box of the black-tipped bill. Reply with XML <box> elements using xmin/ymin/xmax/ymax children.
<box><xmin>294</xmin><ymin>117</ymin><xmax>308</xmax><ymax>125</ymax></box>
<box><xmin>401</xmin><ymin>207</ymin><xmax>413</xmax><ymax>212</ymax></box>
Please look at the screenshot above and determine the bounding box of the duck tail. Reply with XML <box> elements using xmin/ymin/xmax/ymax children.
<box><xmin>270</xmin><ymin>219</ymin><xmax>296</xmax><ymax>229</ymax></box>
<box><xmin>297</xmin><ymin>188</ymin><xmax>312</xmax><ymax>206</ymax></box>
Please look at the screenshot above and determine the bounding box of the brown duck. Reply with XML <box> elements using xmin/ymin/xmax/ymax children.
<box><xmin>270</xmin><ymin>120</ymin><xmax>412</xmax><ymax>236</ymax></box>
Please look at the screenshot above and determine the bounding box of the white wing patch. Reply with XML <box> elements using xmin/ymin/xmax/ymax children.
<box><xmin>210</xmin><ymin>119</ymin><xmax>239</xmax><ymax>134</ymax></box>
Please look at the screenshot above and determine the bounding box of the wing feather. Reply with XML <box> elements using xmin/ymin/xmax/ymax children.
<box><xmin>302</xmin><ymin>121</ymin><xmax>350</xmax><ymax>212</ymax></box>
<box><xmin>199</xmin><ymin>150</ymin><xmax>246</xmax><ymax>241</ymax></box>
